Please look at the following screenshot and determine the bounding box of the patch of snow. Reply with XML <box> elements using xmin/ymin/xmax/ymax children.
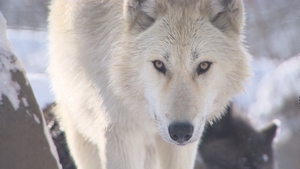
<box><xmin>0</xmin><ymin>12</ymin><xmax>13</xmax><ymax>52</ymax></box>
<box><xmin>33</xmin><ymin>114</ymin><xmax>41</xmax><ymax>124</ymax></box>
<box><xmin>21</xmin><ymin>97</ymin><xmax>29</xmax><ymax>107</ymax></box>
<box><xmin>26</xmin><ymin>110</ymin><xmax>32</xmax><ymax>117</ymax></box>
<box><xmin>0</xmin><ymin>11</ymin><xmax>26</xmax><ymax>110</ymax></box>
<box><xmin>0</xmin><ymin>66</ymin><xmax>21</xmax><ymax>110</ymax></box>
<box><xmin>41</xmin><ymin>112</ymin><xmax>63</xmax><ymax>169</ymax></box>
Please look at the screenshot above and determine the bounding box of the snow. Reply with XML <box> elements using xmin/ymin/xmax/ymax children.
<box><xmin>22</xmin><ymin>97</ymin><xmax>29</xmax><ymax>107</ymax></box>
<box><xmin>33</xmin><ymin>114</ymin><xmax>41</xmax><ymax>124</ymax></box>
<box><xmin>41</xmin><ymin>111</ymin><xmax>63</xmax><ymax>169</ymax></box>
<box><xmin>0</xmin><ymin>12</ymin><xmax>12</xmax><ymax>51</ymax></box>
<box><xmin>6</xmin><ymin>29</ymin><xmax>54</xmax><ymax>109</ymax></box>
<box><xmin>0</xmin><ymin>12</ymin><xmax>25</xmax><ymax>110</ymax></box>
<box><xmin>0</xmin><ymin>65</ymin><xmax>21</xmax><ymax>110</ymax></box>
<box><xmin>26</xmin><ymin>110</ymin><xmax>32</xmax><ymax>117</ymax></box>
<box><xmin>1</xmin><ymin>12</ymin><xmax>53</xmax><ymax>111</ymax></box>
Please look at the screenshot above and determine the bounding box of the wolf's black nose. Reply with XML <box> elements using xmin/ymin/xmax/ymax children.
<box><xmin>168</xmin><ymin>123</ymin><xmax>194</xmax><ymax>143</ymax></box>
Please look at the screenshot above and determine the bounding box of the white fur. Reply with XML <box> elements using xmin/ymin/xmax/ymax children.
<box><xmin>48</xmin><ymin>0</ymin><xmax>251</xmax><ymax>168</ymax></box>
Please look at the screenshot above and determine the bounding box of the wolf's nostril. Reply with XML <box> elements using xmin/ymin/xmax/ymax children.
<box><xmin>184</xmin><ymin>134</ymin><xmax>192</xmax><ymax>141</ymax></box>
<box><xmin>171</xmin><ymin>134</ymin><xmax>179</xmax><ymax>141</ymax></box>
<box><xmin>168</xmin><ymin>123</ymin><xmax>194</xmax><ymax>143</ymax></box>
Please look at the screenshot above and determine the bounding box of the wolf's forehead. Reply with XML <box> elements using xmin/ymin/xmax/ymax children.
<box><xmin>160</xmin><ymin>11</ymin><xmax>209</xmax><ymax>44</ymax></box>
<box><xmin>159</xmin><ymin>20</ymin><xmax>216</xmax><ymax>61</ymax></box>
<box><xmin>163</xmin><ymin>0</ymin><xmax>202</xmax><ymax>11</ymax></box>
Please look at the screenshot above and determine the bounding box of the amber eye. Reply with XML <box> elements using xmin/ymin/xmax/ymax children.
<box><xmin>197</xmin><ymin>61</ymin><xmax>212</xmax><ymax>75</ymax></box>
<box><xmin>152</xmin><ymin>60</ymin><xmax>166</xmax><ymax>74</ymax></box>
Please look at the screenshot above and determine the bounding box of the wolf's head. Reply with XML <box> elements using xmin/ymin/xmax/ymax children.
<box><xmin>110</xmin><ymin>0</ymin><xmax>251</xmax><ymax>145</ymax></box>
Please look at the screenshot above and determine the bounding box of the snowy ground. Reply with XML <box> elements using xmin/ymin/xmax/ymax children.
<box><xmin>6</xmin><ymin>29</ymin><xmax>300</xmax><ymax>169</ymax></box>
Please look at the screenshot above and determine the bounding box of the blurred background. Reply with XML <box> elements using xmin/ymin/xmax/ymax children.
<box><xmin>0</xmin><ymin>0</ymin><xmax>299</xmax><ymax>169</ymax></box>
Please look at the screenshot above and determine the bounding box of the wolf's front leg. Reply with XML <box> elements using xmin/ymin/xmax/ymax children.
<box><xmin>101</xmin><ymin>127</ymin><xmax>146</xmax><ymax>169</ymax></box>
<box><xmin>155</xmin><ymin>135</ymin><xmax>199</xmax><ymax>169</ymax></box>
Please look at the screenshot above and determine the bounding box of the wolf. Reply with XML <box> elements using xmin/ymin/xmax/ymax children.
<box><xmin>48</xmin><ymin>0</ymin><xmax>251</xmax><ymax>168</ymax></box>
<box><xmin>195</xmin><ymin>104</ymin><xmax>278</xmax><ymax>169</ymax></box>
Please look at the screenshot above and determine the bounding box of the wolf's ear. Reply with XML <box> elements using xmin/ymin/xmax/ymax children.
<box><xmin>202</xmin><ymin>0</ymin><xmax>245</xmax><ymax>38</ymax></box>
<box><xmin>123</xmin><ymin>0</ymin><xmax>163</xmax><ymax>32</ymax></box>
<box><xmin>259</xmin><ymin>120</ymin><xmax>280</xmax><ymax>144</ymax></box>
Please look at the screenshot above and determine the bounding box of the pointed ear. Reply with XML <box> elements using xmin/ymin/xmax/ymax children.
<box><xmin>123</xmin><ymin>0</ymin><xmax>163</xmax><ymax>32</ymax></box>
<box><xmin>202</xmin><ymin>0</ymin><xmax>245</xmax><ymax>38</ymax></box>
<box><xmin>260</xmin><ymin>120</ymin><xmax>280</xmax><ymax>143</ymax></box>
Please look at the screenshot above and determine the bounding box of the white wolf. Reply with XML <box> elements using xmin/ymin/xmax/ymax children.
<box><xmin>48</xmin><ymin>0</ymin><xmax>251</xmax><ymax>168</ymax></box>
